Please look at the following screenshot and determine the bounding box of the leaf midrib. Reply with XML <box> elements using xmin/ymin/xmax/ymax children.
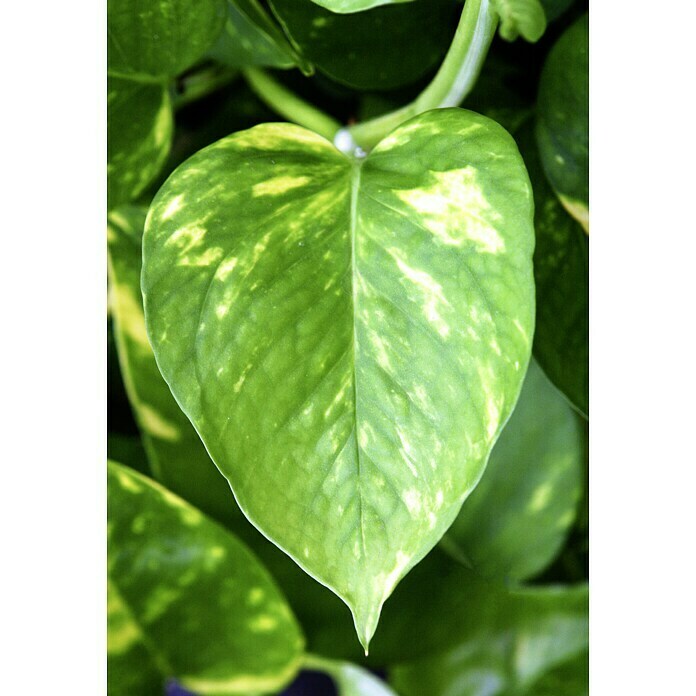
<box><xmin>349</xmin><ymin>160</ymin><xmax>368</xmax><ymax>561</ymax></box>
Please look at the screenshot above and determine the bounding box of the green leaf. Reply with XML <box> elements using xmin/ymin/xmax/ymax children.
<box><xmin>492</xmin><ymin>0</ymin><xmax>547</xmax><ymax>43</ymax></box>
<box><xmin>107</xmin><ymin>461</ymin><xmax>304</xmax><ymax>694</ymax></box>
<box><xmin>142</xmin><ymin>108</ymin><xmax>535</xmax><ymax>649</ymax></box>
<box><xmin>518</xmin><ymin>125</ymin><xmax>588</xmax><ymax>417</ymax></box>
<box><xmin>306</xmin><ymin>656</ymin><xmax>398</xmax><ymax>695</ymax></box>
<box><xmin>539</xmin><ymin>0</ymin><xmax>575</xmax><ymax>23</ymax></box>
<box><xmin>531</xmin><ymin>650</ymin><xmax>588</xmax><ymax>695</ymax></box>
<box><xmin>268</xmin><ymin>0</ymin><xmax>457</xmax><ymax>90</ymax></box>
<box><xmin>536</xmin><ymin>13</ymin><xmax>589</xmax><ymax>230</ymax></box>
<box><xmin>107</xmin><ymin>77</ymin><xmax>173</xmax><ymax>210</ymax></box>
<box><xmin>309</xmin><ymin>549</ymin><xmax>585</xmax><ymax>665</ymax></box>
<box><xmin>310</xmin><ymin>0</ymin><xmax>415</xmax><ymax>12</ymax></box>
<box><xmin>389</xmin><ymin>577</ymin><xmax>588</xmax><ymax>696</ymax></box>
<box><xmin>443</xmin><ymin>359</ymin><xmax>583</xmax><ymax>580</ymax></box>
<box><xmin>207</xmin><ymin>0</ymin><xmax>309</xmax><ymax>72</ymax></box>
<box><xmin>108</xmin><ymin>0</ymin><xmax>227</xmax><ymax>79</ymax></box>
<box><xmin>107</xmin><ymin>206</ymin><xmax>241</xmax><ymax>525</ymax></box>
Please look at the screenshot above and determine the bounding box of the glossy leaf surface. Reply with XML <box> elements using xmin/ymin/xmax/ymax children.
<box><xmin>208</xmin><ymin>0</ymin><xmax>307</xmax><ymax>71</ymax></box>
<box><xmin>519</xmin><ymin>126</ymin><xmax>588</xmax><ymax>417</ymax></box>
<box><xmin>107</xmin><ymin>206</ymin><xmax>240</xmax><ymax>524</ymax></box>
<box><xmin>269</xmin><ymin>0</ymin><xmax>457</xmax><ymax>89</ymax></box>
<box><xmin>142</xmin><ymin>109</ymin><xmax>535</xmax><ymax>648</ymax></box>
<box><xmin>107</xmin><ymin>78</ymin><xmax>173</xmax><ymax>210</ymax></box>
<box><xmin>107</xmin><ymin>462</ymin><xmax>304</xmax><ymax>694</ymax></box>
<box><xmin>492</xmin><ymin>0</ymin><xmax>547</xmax><ymax>43</ymax></box>
<box><xmin>443</xmin><ymin>359</ymin><xmax>582</xmax><ymax>580</ymax></box>
<box><xmin>536</xmin><ymin>13</ymin><xmax>589</xmax><ymax>230</ymax></box>
<box><xmin>390</xmin><ymin>579</ymin><xmax>588</xmax><ymax>696</ymax></box>
<box><xmin>108</xmin><ymin>0</ymin><xmax>226</xmax><ymax>79</ymax></box>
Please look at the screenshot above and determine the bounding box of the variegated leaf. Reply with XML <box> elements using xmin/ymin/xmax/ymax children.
<box><xmin>442</xmin><ymin>359</ymin><xmax>583</xmax><ymax>580</ymax></box>
<box><xmin>107</xmin><ymin>206</ymin><xmax>240</xmax><ymax>524</ymax></box>
<box><xmin>107</xmin><ymin>78</ymin><xmax>173</xmax><ymax>210</ymax></box>
<box><xmin>536</xmin><ymin>13</ymin><xmax>589</xmax><ymax>231</ymax></box>
<box><xmin>142</xmin><ymin>108</ymin><xmax>535</xmax><ymax>649</ymax></box>
<box><xmin>107</xmin><ymin>461</ymin><xmax>304</xmax><ymax>694</ymax></box>
<box><xmin>108</xmin><ymin>0</ymin><xmax>226</xmax><ymax>79</ymax></box>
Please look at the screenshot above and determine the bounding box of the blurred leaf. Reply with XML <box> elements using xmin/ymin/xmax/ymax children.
<box><xmin>389</xmin><ymin>577</ymin><xmax>588</xmax><ymax>696</ymax></box>
<box><xmin>107</xmin><ymin>206</ymin><xmax>241</xmax><ymax>525</ymax></box>
<box><xmin>107</xmin><ymin>433</ymin><xmax>151</xmax><ymax>475</ymax></box>
<box><xmin>492</xmin><ymin>0</ymin><xmax>547</xmax><ymax>43</ymax></box>
<box><xmin>306</xmin><ymin>656</ymin><xmax>398</xmax><ymax>695</ymax></box>
<box><xmin>142</xmin><ymin>111</ymin><xmax>535</xmax><ymax>650</ymax></box>
<box><xmin>531</xmin><ymin>650</ymin><xmax>588</xmax><ymax>695</ymax></box>
<box><xmin>208</xmin><ymin>0</ymin><xmax>310</xmax><ymax>72</ymax></box>
<box><xmin>518</xmin><ymin>125</ymin><xmax>588</xmax><ymax>417</ymax></box>
<box><xmin>107</xmin><ymin>77</ymin><xmax>173</xmax><ymax>210</ymax></box>
<box><xmin>308</xmin><ymin>549</ymin><xmax>586</xmax><ymax>667</ymax></box>
<box><xmin>540</xmin><ymin>0</ymin><xmax>575</xmax><ymax>23</ymax></box>
<box><xmin>443</xmin><ymin>359</ymin><xmax>583</xmax><ymax>580</ymax></box>
<box><xmin>536</xmin><ymin>13</ymin><xmax>588</xmax><ymax>230</ymax></box>
<box><xmin>107</xmin><ymin>462</ymin><xmax>304</xmax><ymax>694</ymax></box>
<box><xmin>269</xmin><ymin>0</ymin><xmax>458</xmax><ymax>90</ymax></box>
<box><xmin>108</xmin><ymin>0</ymin><xmax>227</xmax><ymax>79</ymax></box>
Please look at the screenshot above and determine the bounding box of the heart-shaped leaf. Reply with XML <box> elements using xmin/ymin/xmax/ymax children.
<box><xmin>108</xmin><ymin>0</ymin><xmax>227</xmax><ymax>79</ymax></box>
<box><xmin>107</xmin><ymin>78</ymin><xmax>173</xmax><ymax>210</ymax></box>
<box><xmin>142</xmin><ymin>108</ymin><xmax>535</xmax><ymax>649</ymax></box>
<box><xmin>536</xmin><ymin>13</ymin><xmax>589</xmax><ymax>230</ymax></box>
<box><xmin>268</xmin><ymin>0</ymin><xmax>457</xmax><ymax>90</ymax></box>
<box><xmin>442</xmin><ymin>359</ymin><xmax>583</xmax><ymax>580</ymax></box>
<box><xmin>107</xmin><ymin>462</ymin><xmax>304</xmax><ymax>694</ymax></box>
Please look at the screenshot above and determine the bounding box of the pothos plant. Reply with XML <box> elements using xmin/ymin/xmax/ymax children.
<box><xmin>107</xmin><ymin>0</ymin><xmax>589</xmax><ymax>693</ymax></box>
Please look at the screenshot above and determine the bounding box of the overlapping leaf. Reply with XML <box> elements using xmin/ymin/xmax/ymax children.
<box><xmin>107</xmin><ymin>462</ymin><xmax>304</xmax><ymax>694</ymax></box>
<box><xmin>142</xmin><ymin>108</ymin><xmax>535</xmax><ymax>648</ymax></box>
<box><xmin>389</xmin><ymin>575</ymin><xmax>588</xmax><ymax>696</ymax></box>
<box><xmin>208</xmin><ymin>0</ymin><xmax>309</xmax><ymax>71</ymax></box>
<box><xmin>107</xmin><ymin>78</ymin><xmax>173</xmax><ymax>210</ymax></box>
<box><xmin>310</xmin><ymin>0</ymin><xmax>414</xmax><ymax>12</ymax></box>
<box><xmin>108</xmin><ymin>0</ymin><xmax>227</xmax><ymax>79</ymax></box>
<box><xmin>519</xmin><ymin>125</ymin><xmax>588</xmax><ymax>417</ymax></box>
<box><xmin>107</xmin><ymin>206</ymin><xmax>239</xmax><ymax>523</ymax></box>
<box><xmin>268</xmin><ymin>0</ymin><xmax>457</xmax><ymax>89</ymax></box>
<box><xmin>307</xmin><ymin>658</ymin><xmax>399</xmax><ymax>695</ymax></box>
<box><xmin>443</xmin><ymin>359</ymin><xmax>583</xmax><ymax>580</ymax></box>
<box><xmin>536</xmin><ymin>13</ymin><xmax>589</xmax><ymax>230</ymax></box>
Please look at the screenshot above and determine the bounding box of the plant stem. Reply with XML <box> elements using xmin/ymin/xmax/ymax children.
<box><xmin>346</xmin><ymin>0</ymin><xmax>498</xmax><ymax>151</ymax></box>
<box><xmin>302</xmin><ymin>653</ymin><xmax>343</xmax><ymax>673</ymax></box>
<box><xmin>243</xmin><ymin>68</ymin><xmax>342</xmax><ymax>142</ymax></box>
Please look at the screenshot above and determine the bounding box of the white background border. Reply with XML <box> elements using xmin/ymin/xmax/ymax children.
<box><xmin>1</xmin><ymin>0</ymin><xmax>695</xmax><ymax>693</ymax></box>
